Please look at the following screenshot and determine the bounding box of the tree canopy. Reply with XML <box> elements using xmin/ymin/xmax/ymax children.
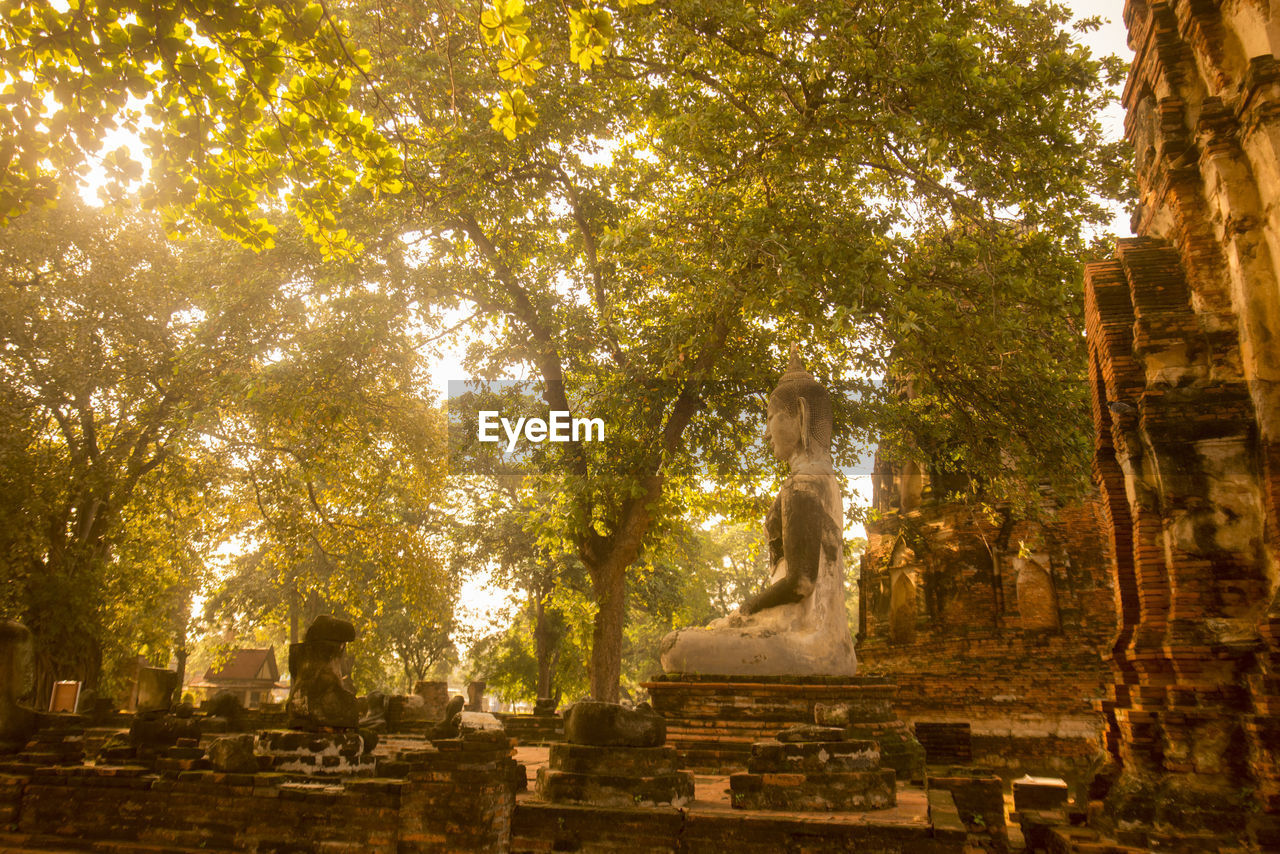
<box><xmin>1</xmin><ymin>0</ymin><xmax>404</xmax><ymax>253</ymax></box>
<box><xmin>2</xmin><ymin>0</ymin><xmax>1128</xmax><ymax>702</ymax></box>
<box><xmin>0</xmin><ymin>198</ymin><xmax>455</xmax><ymax>697</ymax></box>
<box><xmin>330</xmin><ymin>0</ymin><xmax>1125</xmax><ymax>697</ymax></box>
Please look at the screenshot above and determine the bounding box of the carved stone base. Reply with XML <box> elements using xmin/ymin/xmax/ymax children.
<box><xmin>643</xmin><ymin>675</ymin><xmax>924</xmax><ymax>778</ymax></box>
<box><xmin>535</xmin><ymin>744</ymin><xmax>693</xmax><ymax>807</ymax></box>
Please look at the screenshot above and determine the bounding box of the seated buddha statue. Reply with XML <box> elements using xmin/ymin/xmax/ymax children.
<box><xmin>658</xmin><ymin>350</ymin><xmax>858</xmax><ymax>677</ymax></box>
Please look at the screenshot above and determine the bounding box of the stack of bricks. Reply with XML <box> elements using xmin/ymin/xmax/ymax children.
<box><xmin>927</xmin><ymin>770</ymin><xmax>1008</xmax><ymax>854</ymax></box>
<box><xmin>496</xmin><ymin>712</ymin><xmax>564</xmax><ymax>745</ymax></box>
<box><xmin>643</xmin><ymin>674</ymin><xmax>922</xmax><ymax>777</ymax></box>
<box><xmin>154</xmin><ymin>736</ymin><xmax>210</xmax><ymax>775</ymax></box>
<box><xmin>0</xmin><ymin>772</ymin><xmax>23</xmax><ymax>830</ymax></box>
<box><xmin>1075</xmin><ymin>0</ymin><xmax>1280</xmax><ymax>849</ymax></box>
<box><xmin>5</xmin><ymin>738</ymin><xmax>516</xmax><ymax>853</ymax></box>
<box><xmin>729</xmin><ymin>730</ymin><xmax>896</xmax><ymax>811</ymax></box>
<box><xmin>399</xmin><ymin>733</ymin><xmax>518</xmax><ymax>853</ymax></box>
<box><xmin>2</xmin><ymin>726</ymin><xmax>85</xmax><ymax>774</ymax></box>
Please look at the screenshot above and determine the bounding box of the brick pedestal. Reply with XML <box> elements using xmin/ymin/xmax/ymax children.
<box><xmin>643</xmin><ymin>674</ymin><xmax>924</xmax><ymax>778</ymax></box>
<box><xmin>535</xmin><ymin>743</ymin><xmax>694</xmax><ymax>808</ymax></box>
<box><xmin>730</xmin><ymin>738</ymin><xmax>897</xmax><ymax>811</ymax></box>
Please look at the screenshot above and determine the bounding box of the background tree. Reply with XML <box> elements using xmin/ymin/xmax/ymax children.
<box><xmin>199</xmin><ymin>246</ymin><xmax>457</xmax><ymax>693</ymax></box>
<box><xmin>0</xmin><ymin>197</ymin><xmax>460</xmax><ymax>700</ymax></box>
<box><xmin>4</xmin><ymin>0</ymin><xmax>1127</xmax><ymax>703</ymax></box>
<box><xmin>332</xmin><ymin>0</ymin><xmax>1125</xmax><ymax>699</ymax></box>
<box><xmin>1</xmin><ymin>0</ymin><xmax>404</xmax><ymax>252</ymax></box>
<box><xmin>0</xmin><ymin>198</ymin><xmax>291</xmax><ymax>698</ymax></box>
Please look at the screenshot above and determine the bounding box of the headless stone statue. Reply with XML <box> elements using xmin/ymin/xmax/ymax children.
<box><xmin>287</xmin><ymin>615</ymin><xmax>359</xmax><ymax>730</ymax></box>
<box><xmin>659</xmin><ymin>350</ymin><xmax>858</xmax><ymax>677</ymax></box>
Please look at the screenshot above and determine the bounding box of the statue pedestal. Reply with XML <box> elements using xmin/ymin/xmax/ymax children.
<box><xmin>641</xmin><ymin>675</ymin><xmax>923</xmax><ymax>778</ymax></box>
<box><xmin>730</xmin><ymin>738</ymin><xmax>897</xmax><ymax>811</ymax></box>
<box><xmin>535</xmin><ymin>744</ymin><xmax>694</xmax><ymax>808</ymax></box>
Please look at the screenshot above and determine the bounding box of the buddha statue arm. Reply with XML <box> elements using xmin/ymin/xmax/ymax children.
<box><xmin>741</xmin><ymin>482</ymin><xmax>824</xmax><ymax>615</ymax></box>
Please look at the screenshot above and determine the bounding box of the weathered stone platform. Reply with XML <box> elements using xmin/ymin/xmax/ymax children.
<box><xmin>643</xmin><ymin>674</ymin><xmax>924</xmax><ymax>777</ymax></box>
<box><xmin>729</xmin><ymin>738</ymin><xmax>897</xmax><ymax>811</ymax></box>
<box><xmin>535</xmin><ymin>743</ymin><xmax>693</xmax><ymax>808</ymax></box>
<box><xmin>536</xmin><ymin>702</ymin><xmax>694</xmax><ymax>808</ymax></box>
<box><xmin>511</xmin><ymin>764</ymin><xmax>974</xmax><ymax>854</ymax></box>
<box><xmin>0</xmin><ymin>735</ymin><xmax>516</xmax><ymax>852</ymax></box>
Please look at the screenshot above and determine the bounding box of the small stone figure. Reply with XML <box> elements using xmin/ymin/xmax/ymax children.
<box><xmin>206</xmin><ymin>690</ymin><xmax>247</xmax><ymax>731</ymax></box>
<box><xmin>360</xmin><ymin>691</ymin><xmax>388</xmax><ymax>732</ymax></box>
<box><xmin>287</xmin><ymin>615</ymin><xmax>358</xmax><ymax>730</ymax></box>
<box><xmin>0</xmin><ymin>620</ymin><xmax>37</xmax><ymax>754</ymax></box>
<box><xmin>562</xmin><ymin>701</ymin><xmax>665</xmax><ymax>748</ymax></box>
<box><xmin>660</xmin><ymin>348</ymin><xmax>858</xmax><ymax>676</ymax></box>
<box><xmin>466</xmin><ymin>679</ymin><xmax>486</xmax><ymax>712</ymax></box>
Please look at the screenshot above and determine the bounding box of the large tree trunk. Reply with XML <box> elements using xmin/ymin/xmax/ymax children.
<box><xmin>588</xmin><ymin>560</ymin><xmax>627</xmax><ymax>702</ymax></box>
<box><xmin>533</xmin><ymin>596</ymin><xmax>554</xmax><ymax>700</ymax></box>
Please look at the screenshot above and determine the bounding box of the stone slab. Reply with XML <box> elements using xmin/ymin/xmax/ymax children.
<box><xmin>729</xmin><ymin>767</ymin><xmax>897</xmax><ymax>811</ymax></box>
<box><xmin>1013</xmin><ymin>775</ymin><xmax>1069</xmax><ymax>812</ymax></box>
<box><xmin>549</xmin><ymin>743</ymin><xmax>679</xmax><ymax>776</ymax></box>
<box><xmin>746</xmin><ymin>739</ymin><xmax>880</xmax><ymax>774</ymax></box>
<box><xmin>536</xmin><ymin>767</ymin><xmax>695</xmax><ymax>808</ymax></box>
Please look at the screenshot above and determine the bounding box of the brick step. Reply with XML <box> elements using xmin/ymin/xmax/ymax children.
<box><xmin>0</xmin><ymin>833</ymin><xmax>231</xmax><ymax>854</ymax></box>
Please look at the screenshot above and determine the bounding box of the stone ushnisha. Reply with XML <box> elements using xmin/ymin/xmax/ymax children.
<box><xmin>659</xmin><ymin>349</ymin><xmax>857</xmax><ymax>677</ymax></box>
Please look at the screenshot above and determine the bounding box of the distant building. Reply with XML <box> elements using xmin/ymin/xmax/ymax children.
<box><xmin>191</xmin><ymin>648</ymin><xmax>286</xmax><ymax>708</ymax></box>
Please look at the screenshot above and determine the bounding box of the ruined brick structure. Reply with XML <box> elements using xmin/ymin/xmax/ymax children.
<box><xmin>1079</xmin><ymin>1</ymin><xmax>1280</xmax><ymax>849</ymax></box>
<box><xmin>858</xmin><ymin>465</ymin><xmax>1118</xmax><ymax>793</ymax></box>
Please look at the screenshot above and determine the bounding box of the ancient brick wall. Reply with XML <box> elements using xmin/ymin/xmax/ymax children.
<box><xmin>0</xmin><ymin>750</ymin><xmax>514</xmax><ymax>853</ymax></box>
<box><xmin>1081</xmin><ymin>1</ymin><xmax>1280</xmax><ymax>850</ymax></box>
<box><xmin>858</xmin><ymin>479</ymin><xmax>1118</xmax><ymax>791</ymax></box>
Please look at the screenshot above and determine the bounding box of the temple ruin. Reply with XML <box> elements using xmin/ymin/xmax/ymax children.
<box><xmin>3</xmin><ymin>1</ymin><xmax>1280</xmax><ymax>851</ymax></box>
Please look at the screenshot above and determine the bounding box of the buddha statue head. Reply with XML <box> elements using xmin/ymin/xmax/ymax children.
<box><xmin>766</xmin><ymin>346</ymin><xmax>833</xmax><ymax>463</ymax></box>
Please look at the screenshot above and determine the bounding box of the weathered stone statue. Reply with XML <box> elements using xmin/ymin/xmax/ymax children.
<box><xmin>0</xmin><ymin>620</ymin><xmax>38</xmax><ymax>753</ymax></box>
<box><xmin>287</xmin><ymin>614</ymin><xmax>359</xmax><ymax>729</ymax></box>
<box><xmin>659</xmin><ymin>350</ymin><xmax>858</xmax><ymax>676</ymax></box>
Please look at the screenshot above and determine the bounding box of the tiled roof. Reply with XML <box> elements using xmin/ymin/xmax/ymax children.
<box><xmin>202</xmin><ymin>647</ymin><xmax>279</xmax><ymax>683</ymax></box>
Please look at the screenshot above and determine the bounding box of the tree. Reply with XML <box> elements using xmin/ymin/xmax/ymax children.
<box><xmin>0</xmin><ymin>198</ymin><xmax>294</xmax><ymax>698</ymax></box>
<box><xmin>8</xmin><ymin>0</ymin><xmax>1126</xmax><ymax>702</ymax></box>
<box><xmin>198</xmin><ymin>255</ymin><xmax>457</xmax><ymax>693</ymax></box>
<box><xmin>1</xmin><ymin>0</ymin><xmax>405</xmax><ymax>253</ymax></box>
<box><xmin>0</xmin><ymin>196</ymin><xmax>458</xmax><ymax>699</ymax></box>
<box><xmin>330</xmin><ymin>0</ymin><xmax>1124</xmax><ymax>699</ymax></box>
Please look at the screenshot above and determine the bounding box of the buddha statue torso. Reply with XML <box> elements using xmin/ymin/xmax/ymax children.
<box><xmin>658</xmin><ymin>353</ymin><xmax>857</xmax><ymax>677</ymax></box>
